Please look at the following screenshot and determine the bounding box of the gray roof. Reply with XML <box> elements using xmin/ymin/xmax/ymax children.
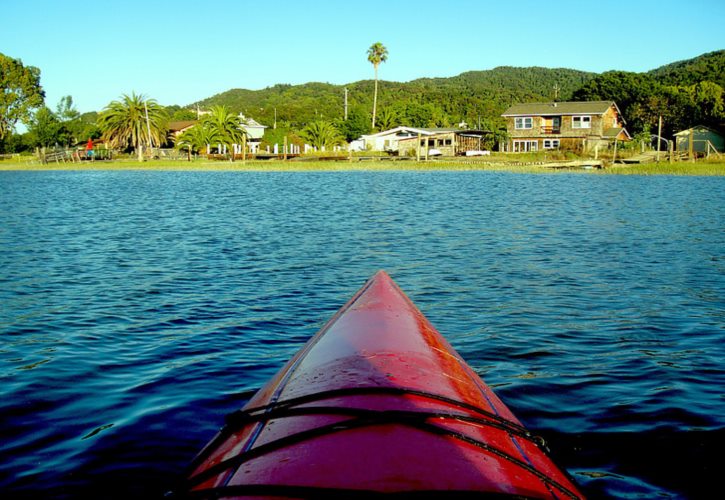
<box><xmin>502</xmin><ymin>101</ymin><xmax>617</xmax><ymax>117</ymax></box>
<box><xmin>673</xmin><ymin>125</ymin><xmax>723</xmax><ymax>136</ymax></box>
<box><xmin>603</xmin><ymin>127</ymin><xmax>628</xmax><ymax>139</ymax></box>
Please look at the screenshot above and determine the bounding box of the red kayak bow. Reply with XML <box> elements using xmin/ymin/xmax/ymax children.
<box><xmin>181</xmin><ymin>270</ymin><xmax>584</xmax><ymax>499</ymax></box>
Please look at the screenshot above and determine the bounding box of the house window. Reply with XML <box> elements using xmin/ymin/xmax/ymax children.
<box><xmin>543</xmin><ymin>139</ymin><xmax>560</xmax><ymax>149</ymax></box>
<box><xmin>572</xmin><ymin>116</ymin><xmax>591</xmax><ymax>129</ymax></box>
<box><xmin>513</xmin><ymin>140</ymin><xmax>538</xmax><ymax>152</ymax></box>
<box><xmin>515</xmin><ymin>117</ymin><xmax>533</xmax><ymax>129</ymax></box>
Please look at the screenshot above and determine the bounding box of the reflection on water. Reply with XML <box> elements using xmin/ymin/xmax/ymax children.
<box><xmin>0</xmin><ymin>170</ymin><xmax>723</xmax><ymax>499</ymax></box>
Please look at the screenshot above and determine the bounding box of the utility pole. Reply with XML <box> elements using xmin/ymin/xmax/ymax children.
<box><xmin>344</xmin><ymin>88</ymin><xmax>349</xmax><ymax>121</ymax></box>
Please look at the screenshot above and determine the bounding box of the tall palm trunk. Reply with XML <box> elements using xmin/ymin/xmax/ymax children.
<box><xmin>372</xmin><ymin>64</ymin><xmax>379</xmax><ymax>129</ymax></box>
<box><xmin>367</xmin><ymin>42</ymin><xmax>388</xmax><ymax>131</ymax></box>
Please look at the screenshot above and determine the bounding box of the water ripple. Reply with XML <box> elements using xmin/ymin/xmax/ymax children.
<box><xmin>0</xmin><ymin>170</ymin><xmax>723</xmax><ymax>498</ymax></box>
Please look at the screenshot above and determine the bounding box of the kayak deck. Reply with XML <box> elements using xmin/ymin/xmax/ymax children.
<box><xmin>180</xmin><ymin>271</ymin><xmax>584</xmax><ymax>499</ymax></box>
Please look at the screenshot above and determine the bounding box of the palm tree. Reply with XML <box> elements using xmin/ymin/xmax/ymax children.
<box><xmin>300</xmin><ymin>120</ymin><xmax>343</xmax><ymax>150</ymax></box>
<box><xmin>174</xmin><ymin>123</ymin><xmax>220</xmax><ymax>161</ymax></box>
<box><xmin>375</xmin><ymin>107</ymin><xmax>399</xmax><ymax>131</ymax></box>
<box><xmin>98</xmin><ymin>93</ymin><xmax>167</xmax><ymax>161</ymax></box>
<box><xmin>204</xmin><ymin>105</ymin><xmax>246</xmax><ymax>161</ymax></box>
<box><xmin>367</xmin><ymin>42</ymin><xmax>388</xmax><ymax>130</ymax></box>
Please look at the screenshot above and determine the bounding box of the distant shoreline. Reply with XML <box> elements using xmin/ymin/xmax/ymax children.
<box><xmin>1</xmin><ymin>159</ymin><xmax>724</xmax><ymax>176</ymax></box>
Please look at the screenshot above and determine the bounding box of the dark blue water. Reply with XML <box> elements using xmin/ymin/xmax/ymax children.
<box><xmin>1</xmin><ymin>170</ymin><xmax>723</xmax><ymax>499</ymax></box>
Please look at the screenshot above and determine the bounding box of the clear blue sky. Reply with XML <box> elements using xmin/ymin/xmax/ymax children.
<box><xmin>2</xmin><ymin>0</ymin><xmax>723</xmax><ymax>115</ymax></box>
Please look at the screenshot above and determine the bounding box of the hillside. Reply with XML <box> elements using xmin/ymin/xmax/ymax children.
<box><xmin>194</xmin><ymin>67</ymin><xmax>595</xmax><ymax>131</ymax></box>
<box><xmin>191</xmin><ymin>51</ymin><xmax>724</xmax><ymax>136</ymax></box>
<box><xmin>648</xmin><ymin>50</ymin><xmax>725</xmax><ymax>88</ymax></box>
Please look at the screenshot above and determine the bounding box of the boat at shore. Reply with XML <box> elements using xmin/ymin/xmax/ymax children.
<box><xmin>176</xmin><ymin>271</ymin><xmax>584</xmax><ymax>499</ymax></box>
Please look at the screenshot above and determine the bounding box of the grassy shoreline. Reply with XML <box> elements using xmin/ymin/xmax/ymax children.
<box><xmin>1</xmin><ymin>157</ymin><xmax>724</xmax><ymax>175</ymax></box>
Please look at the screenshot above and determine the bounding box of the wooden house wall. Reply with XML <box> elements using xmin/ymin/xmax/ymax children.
<box><xmin>505</xmin><ymin>104</ymin><xmax>625</xmax><ymax>152</ymax></box>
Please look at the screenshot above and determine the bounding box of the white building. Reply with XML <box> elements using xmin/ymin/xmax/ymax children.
<box><xmin>350</xmin><ymin>126</ymin><xmax>457</xmax><ymax>153</ymax></box>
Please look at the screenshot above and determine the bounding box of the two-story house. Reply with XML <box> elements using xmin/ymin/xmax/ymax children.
<box><xmin>501</xmin><ymin>101</ymin><xmax>630</xmax><ymax>153</ymax></box>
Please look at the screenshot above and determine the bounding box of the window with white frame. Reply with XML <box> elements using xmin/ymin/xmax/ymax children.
<box><xmin>514</xmin><ymin>117</ymin><xmax>533</xmax><ymax>129</ymax></box>
<box><xmin>543</xmin><ymin>139</ymin><xmax>560</xmax><ymax>149</ymax></box>
<box><xmin>513</xmin><ymin>140</ymin><xmax>538</xmax><ymax>152</ymax></box>
<box><xmin>572</xmin><ymin>116</ymin><xmax>591</xmax><ymax>129</ymax></box>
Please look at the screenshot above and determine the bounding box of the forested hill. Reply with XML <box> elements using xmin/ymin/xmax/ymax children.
<box><xmin>648</xmin><ymin>50</ymin><xmax>725</xmax><ymax>88</ymax></box>
<box><xmin>194</xmin><ymin>66</ymin><xmax>594</xmax><ymax>132</ymax></box>
<box><xmin>192</xmin><ymin>50</ymin><xmax>724</xmax><ymax>138</ymax></box>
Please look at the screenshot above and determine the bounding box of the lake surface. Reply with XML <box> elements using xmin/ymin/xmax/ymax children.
<box><xmin>0</xmin><ymin>170</ymin><xmax>723</xmax><ymax>499</ymax></box>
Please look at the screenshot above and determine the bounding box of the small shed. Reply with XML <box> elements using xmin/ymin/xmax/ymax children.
<box><xmin>674</xmin><ymin>125</ymin><xmax>724</xmax><ymax>154</ymax></box>
<box><xmin>350</xmin><ymin>126</ymin><xmax>444</xmax><ymax>153</ymax></box>
<box><xmin>397</xmin><ymin>130</ymin><xmax>491</xmax><ymax>157</ymax></box>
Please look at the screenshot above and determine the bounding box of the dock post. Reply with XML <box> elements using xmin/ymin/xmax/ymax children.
<box><xmin>656</xmin><ymin>115</ymin><xmax>662</xmax><ymax>162</ymax></box>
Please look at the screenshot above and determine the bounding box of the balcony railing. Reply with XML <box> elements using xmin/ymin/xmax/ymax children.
<box><xmin>541</xmin><ymin>126</ymin><xmax>561</xmax><ymax>135</ymax></box>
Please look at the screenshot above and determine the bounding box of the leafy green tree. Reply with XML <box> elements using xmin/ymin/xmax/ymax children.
<box><xmin>260</xmin><ymin>126</ymin><xmax>304</xmax><ymax>152</ymax></box>
<box><xmin>300</xmin><ymin>120</ymin><xmax>343</xmax><ymax>150</ymax></box>
<box><xmin>166</xmin><ymin>105</ymin><xmax>198</xmax><ymax>122</ymax></box>
<box><xmin>367</xmin><ymin>42</ymin><xmax>388</xmax><ymax>129</ymax></box>
<box><xmin>0</xmin><ymin>132</ymin><xmax>32</xmax><ymax>154</ymax></box>
<box><xmin>56</xmin><ymin>96</ymin><xmax>80</xmax><ymax>122</ymax></box>
<box><xmin>688</xmin><ymin>81</ymin><xmax>725</xmax><ymax>125</ymax></box>
<box><xmin>0</xmin><ymin>53</ymin><xmax>45</xmax><ymax>140</ymax></box>
<box><xmin>54</xmin><ymin>95</ymin><xmax>85</xmax><ymax>146</ymax></box>
<box><xmin>98</xmin><ymin>93</ymin><xmax>167</xmax><ymax>161</ymax></box>
<box><xmin>401</xmin><ymin>102</ymin><xmax>448</xmax><ymax>128</ymax></box>
<box><xmin>573</xmin><ymin>71</ymin><xmax>659</xmax><ymax>110</ymax></box>
<box><xmin>27</xmin><ymin>106</ymin><xmax>66</xmax><ymax>162</ymax></box>
<box><xmin>476</xmin><ymin>118</ymin><xmax>508</xmax><ymax>150</ymax></box>
<box><xmin>336</xmin><ymin>106</ymin><xmax>371</xmax><ymax>141</ymax></box>
<box><xmin>203</xmin><ymin>105</ymin><xmax>246</xmax><ymax>161</ymax></box>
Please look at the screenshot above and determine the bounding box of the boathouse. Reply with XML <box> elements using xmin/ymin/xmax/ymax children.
<box><xmin>674</xmin><ymin>125</ymin><xmax>724</xmax><ymax>154</ymax></box>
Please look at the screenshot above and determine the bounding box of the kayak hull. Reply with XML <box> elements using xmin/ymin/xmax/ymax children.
<box><xmin>183</xmin><ymin>271</ymin><xmax>584</xmax><ymax>498</ymax></box>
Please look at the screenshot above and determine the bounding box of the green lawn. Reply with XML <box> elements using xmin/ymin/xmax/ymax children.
<box><xmin>1</xmin><ymin>156</ymin><xmax>724</xmax><ymax>175</ymax></box>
